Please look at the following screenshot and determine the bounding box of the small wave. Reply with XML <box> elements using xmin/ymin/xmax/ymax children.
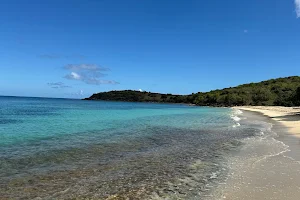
<box><xmin>210</xmin><ymin>172</ymin><xmax>219</xmax><ymax>179</ymax></box>
<box><xmin>232</xmin><ymin>123</ymin><xmax>241</xmax><ymax>128</ymax></box>
<box><xmin>234</xmin><ymin>109</ymin><xmax>243</xmax><ymax>115</ymax></box>
<box><xmin>231</xmin><ymin>116</ymin><xmax>241</xmax><ymax>122</ymax></box>
<box><xmin>256</xmin><ymin>131</ymin><xmax>264</xmax><ymax>136</ymax></box>
<box><xmin>251</xmin><ymin>138</ymin><xmax>290</xmax><ymax>167</ymax></box>
<box><xmin>230</xmin><ymin>109</ymin><xmax>243</xmax><ymax>123</ymax></box>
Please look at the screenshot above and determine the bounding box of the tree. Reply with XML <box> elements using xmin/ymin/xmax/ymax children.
<box><xmin>292</xmin><ymin>87</ymin><xmax>300</xmax><ymax>106</ymax></box>
<box><xmin>85</xmin><ymin>76</ymin><xmax>300</xmax><ymax>107</ymax></box>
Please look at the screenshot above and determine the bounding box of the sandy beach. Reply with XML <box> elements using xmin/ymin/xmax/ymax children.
<box><xmin>237</xmin><ymin>106</ymin><xmax>300</xmax><ymax>137</ymax></box>
<box><xmin>212</xmin><ymin>106</ymin><xmax>300</xmax><ymax>200</ymax></box>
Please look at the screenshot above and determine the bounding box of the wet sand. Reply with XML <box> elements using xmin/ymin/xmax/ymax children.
<box><xmin>214</xmin><ymin>107</ymin><xmax>300</xmax><ymax>200</ymax></box>
<box><xmin>237</xmin><ymin>106</ymin><xmax>300</xmax><ymax>138</ymax></box>
<box><xmin>238</xmin><ymin>106</ymin><xmax>300</xmax><ymax>161</ymax></box>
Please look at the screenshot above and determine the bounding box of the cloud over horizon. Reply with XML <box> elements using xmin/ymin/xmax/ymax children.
<box><xmin>296</xmin><ymin>0</ymin><xmax>300</xmax><ymax>18</ymax></box>
<box><xmin>65</xmin><ymin>89</ymin><xmax>85</xmax><ymax>97</ymax></box>
<box><xmin>47</xmin><ymin>82</ymin><xmax>71</xmax><ymax>89</ymax></box>
<box><xmin>63</xmin><ymin>64</ymin><xmax>119</xmax><ymax>85</ymax></box>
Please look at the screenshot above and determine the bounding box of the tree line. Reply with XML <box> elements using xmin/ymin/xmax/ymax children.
<box><xmin>84</xmin><ymin>76</ymin><xmax>300</xmax><ymax>107</ymax></box>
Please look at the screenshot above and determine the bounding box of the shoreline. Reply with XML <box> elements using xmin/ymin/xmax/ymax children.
<box><xmin>235</xmin><ymin>106</ymin><xmax>300</xmax><ymax>138</ymax></box>
<box><xmin>237</xmin><ymin>106</ymin><xmax>300</xmax><ymax>172</ymax></box>
<box><xmin>213</xmin><ymin>106</ymin><xmax>300</xmax><ymax>200</ymax></box>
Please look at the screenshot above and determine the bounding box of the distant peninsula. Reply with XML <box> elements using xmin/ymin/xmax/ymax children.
<box><xmin>84</xmin><ymin>76</ymin><xmax>300</xmax><ymax>107</ymax></box>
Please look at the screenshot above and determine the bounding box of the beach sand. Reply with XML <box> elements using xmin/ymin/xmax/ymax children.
<box><xmin>210</xmin><ymin>106</ymin><xmax>300</xmax><ymax>200</ymax></box>
<box><xmin>237</xmin><ymin>106</ymin><xmax>300</xmax><ymax>138</ymax></box>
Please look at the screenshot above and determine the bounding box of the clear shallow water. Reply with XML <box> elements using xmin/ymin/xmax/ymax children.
<box><xmin>0</xmin><ymin>96</ymin><xmax>274</xmax><ymax>199</ymax></box>
<box><xmin>207</xmin><ymin>111</ymin><xmax>300</xmax><ymax>200</ymax></box>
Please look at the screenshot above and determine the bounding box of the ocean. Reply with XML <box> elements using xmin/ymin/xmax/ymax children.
<box><xmin>0</xmin><ymin>96</ymin><xmax>286</xmax><ymax>199</ymax></box>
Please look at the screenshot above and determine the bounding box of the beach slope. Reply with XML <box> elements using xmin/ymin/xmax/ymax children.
<box><xmin>214</xmin><ymin>106</ymin><xmax>300</xmax><ymax>200</ymax></box>
<box><xmin>237</xmin><ymin>106</ymin><xmax>300</xmax><ymax>137</ymax></box>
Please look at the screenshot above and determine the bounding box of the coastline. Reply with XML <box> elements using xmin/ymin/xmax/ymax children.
<box><xmin>236</xmin><ymin>106</ymin><xmax>300</xmax><ymax>138</ymax></box>
<box><xmin>3</xmin><ymin>100</ymin><xmax>300</xmax><ymax>199</ymax></box>
<box><xmin>212</xmin><ymin>106</ymin><xmax>300</xmax><ymax>200</ymax></box>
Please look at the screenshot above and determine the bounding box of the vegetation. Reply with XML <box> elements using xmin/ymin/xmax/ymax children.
<box><xmin>84</xmin><ymin>90</ymin><xmax>188</xmax><ymax>103</ymax></box>
<box><xmin>292</xmin><ymin>87</ymin><xmax>300</xmax><ymax>106</ymax></box>
<box><xmin>84</xmin><ymin>76</ymin><xmax>300</xmax><ymax>107</ymax></box>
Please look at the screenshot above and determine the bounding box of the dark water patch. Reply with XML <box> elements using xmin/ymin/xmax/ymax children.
<box><xmin>0</xmin><ymin>118</ymin><xmax>21</xmax><ymax>125</ymax></box>
<box><xmin>8</xmin><ymin>107</ymin><xmax>61</xmax><ymax>117</ymax></box>
<box><xmin>0</xmin><ymin>125</ymin><xmax>257</xmax><ymax>199</ymax></box>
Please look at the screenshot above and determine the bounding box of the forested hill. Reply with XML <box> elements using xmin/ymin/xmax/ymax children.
<box><xmin>84</xmin><ymin>76</ymin><xmax>300</xmax><ymax>107</ymax></box>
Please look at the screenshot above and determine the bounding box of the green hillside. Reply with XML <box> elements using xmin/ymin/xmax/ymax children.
<box><xmin>84</xmin><ymin>90</ymin><xmax>185</xmax><ymax>103</ymax></box>
<box><xmin>84</xmin><ymin>76</ymin><xmax>300</xmax><ymax>107</ymax></box>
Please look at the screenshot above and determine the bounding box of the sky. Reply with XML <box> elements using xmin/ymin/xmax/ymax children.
<box><xmin>0</xmin><ymin>0</ymin><xmax>299</xmax><ymax>98</ymax></box>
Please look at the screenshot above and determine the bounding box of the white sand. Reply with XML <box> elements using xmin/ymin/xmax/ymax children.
<box><xmin>237</xmin><ymin>106</ymin><xmax>300</xmax><ymax>137</ymax></box>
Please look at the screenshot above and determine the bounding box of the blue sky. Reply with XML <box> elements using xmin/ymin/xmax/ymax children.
<box><xmin>0</xmin><ymin>0</ymin><xmax>299</xmax><ymax>98</ymax></box>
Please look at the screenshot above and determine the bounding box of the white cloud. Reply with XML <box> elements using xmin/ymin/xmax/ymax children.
<box><xmin>65</xmin><ymin>90</ymin><xmax>85</xmax><ymax>97</ymax></box>
<box><xmin>63</xmin><ymin>64</ymin><xmax>119</xmax><ymax>85</ymax></box>
<box><xmin>64</xmin><ymin>72</ymin><xmax>81</xmax><ymax>80</ymax></box>
<box><xmin>296</xmin><ymin>0</ymin><xmax>300</xmax><ymax>18</ymax></box>
<box><xmin>71</xmin><ymin>72</ymin><xmax>81</xmax><ymax>80</ymax></box>
<box><xmin>79</xmin><ymin>90</ymin><xmax>84</xmax><ymax>96</ymax></box>
<box><xmin>47</xmin><ymin>82</ymin><xmax>71</xmax><ymax>89</ymax></box>
<box><xmin>139</xmin><ymin>89</ymin><xmax>143</xmax><ymax>92</ymax></box>
<box><xmin>64</xmin><ymin>64</ymin><xmax>108</xmax><ymax>71</ymax></box>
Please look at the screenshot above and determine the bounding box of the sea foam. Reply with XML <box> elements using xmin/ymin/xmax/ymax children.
<box><xmin>231</xmin><ymin>109</ymin><xmax>243</xmax><ymax>127</ymax></box>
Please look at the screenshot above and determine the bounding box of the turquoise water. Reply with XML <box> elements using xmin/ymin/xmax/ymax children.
<box><xmin>0</xmin><ymin>97</ymin><xmax>230</xmax><ymax>146</ymax></box>
<box><xmin>0</xmin><ymin>96</ymin><xmax>257</xmax><ymax>199</ymax></box>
